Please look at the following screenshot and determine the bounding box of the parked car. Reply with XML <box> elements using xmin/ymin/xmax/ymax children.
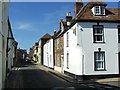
<box><xmin>26</xmin><ymin>59</ymin><xmax>32</xmax><ymax>63</ymax></box>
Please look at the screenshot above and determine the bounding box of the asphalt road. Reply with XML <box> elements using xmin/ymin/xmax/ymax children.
<box><xmin>5</xmin><ymin>62</ymin><xmax>120</xmax><ymax>90</ymax></box>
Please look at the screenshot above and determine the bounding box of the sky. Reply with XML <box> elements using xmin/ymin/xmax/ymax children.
<box><xmin>9</xmin><ymin>1</ymin><xmax>119</xmax><ymax>53</ymax></box>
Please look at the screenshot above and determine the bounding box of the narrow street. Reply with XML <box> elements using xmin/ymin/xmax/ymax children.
<box><xmin>5</xmin><ymin>62</ymin><xmax>120</xmax><ymax>90</ymax></box>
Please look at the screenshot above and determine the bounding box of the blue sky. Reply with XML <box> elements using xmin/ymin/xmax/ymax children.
<box><xmin>9</xmin><ymin>2</ymin><xmax>119</xmax><ymax>53</ymax></box>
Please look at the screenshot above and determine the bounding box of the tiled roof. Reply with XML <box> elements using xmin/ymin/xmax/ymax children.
<box><xmin>75</xmin><ymin>2</ymin><xmax>120</xmax><ymax>22</ymax></box>
<box><xmin>41</xmin><ymin>33</ymin><xmax>51</xmax><ymax>39</ymax></box>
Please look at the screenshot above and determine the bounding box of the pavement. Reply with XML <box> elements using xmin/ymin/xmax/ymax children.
<box><xmin>36</xmin><ymin>64</ymin><xmax>120</xmax><ymax>88</ymax></box>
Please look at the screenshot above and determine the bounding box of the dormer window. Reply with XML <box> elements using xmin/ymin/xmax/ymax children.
<box><xmin>94</xmin><ymin>6</ymin><xmax>105</xmax><ymax>16</ymax></box>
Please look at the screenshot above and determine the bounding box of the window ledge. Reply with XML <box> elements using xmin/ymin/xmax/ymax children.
<box><xmin>93</xmin><ymin>42</ymin><xmax>105</xmax><ymax>44</ymax></box>
<box><xmin>95</xmin><ymin>69</ymin><xmax>106</xmax><ymax>71</ymax></box>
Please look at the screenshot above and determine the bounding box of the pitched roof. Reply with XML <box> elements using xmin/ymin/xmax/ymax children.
<box><xmin>75</xmin><ymin>2</ymin><xmax>120</xmax><ymax>22</ymax></box>
<box><xmin>41</xmin><ymin>33</ymin><xmax>51</xmax><ymax>39</ymax></box>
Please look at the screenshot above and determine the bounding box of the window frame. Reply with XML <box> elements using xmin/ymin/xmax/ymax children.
<box><xmin>66</xmin><ymin>32</ymin><xmax>69</xmax><ymax>47</ymax></box>
<box><xmin>66</xmin><ymin>53</ymin><xmax>69</xmax><ymax>69</ymax></box>
<box><xmin>94</xmin><ymin>51</ymin><xmax>106</xmax><ymax>71</ymax></box>
<box><xmin>94</xmin><ymin>6</ymin><xmax>105</xmax><ymax>16</ymax></box>
<box><xmin>93</xmin><ymin>25</ymin><xmax>104</xmax><ymax>43</ymax></box>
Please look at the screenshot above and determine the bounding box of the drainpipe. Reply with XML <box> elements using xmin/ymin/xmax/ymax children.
<box><xmin>77</xmin><ymin>23</ymin><xmax>84</xmax><ymax>80</ymax></box>
<box><xmin>0</xmin><ymin>31</ymin><xmax>4</xmax><ymax>53</ymax></box>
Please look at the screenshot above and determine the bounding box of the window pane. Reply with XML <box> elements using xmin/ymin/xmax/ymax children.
<box><xmin>101</xmin><ymin>6</ymin><xmax>105</xmax><ymax>15</ymax></box>
<box><xmin>95</xmin><ymin>52</ymin><xmax>105</xmax><ymax>70</ymax></box>
<box><xmin>95</xmin><ymin>6</ymin><xmax>100</xmax><ymax>14</ymax></box>
<box><xmin>93</xmin><ymin>26</ymin><xmax>104</xmax><ymax>42</ymax></box>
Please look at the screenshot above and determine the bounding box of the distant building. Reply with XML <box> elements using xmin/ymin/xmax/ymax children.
<box><xmin>32</xmin><ymin>42</ymin><xmax>39</xmax><ymax>62</ymax></box>
<box><xmin>43</xmin><ymin>35</ymin><xmax>54</xmax><ymax>68</ymax></box>
<box><xmin>17</xmin><ymin>48</ymin><xmax>27</xmax><ymax>63</ymax></box>
<box><xmin>41</xmin><ymin>33</ymin><xmax>51</xmax><ymax>65</ymax></box>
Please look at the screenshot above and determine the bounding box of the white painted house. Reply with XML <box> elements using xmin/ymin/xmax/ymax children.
<box><xmin>43</xmin><ymin>37</ymin><xmax>54</xmax><ymax>68</ymax></box>
<box><xmin>64</xmin><ymin>1</ymin><xmax>120</xmax><ymax>80</ymax></box>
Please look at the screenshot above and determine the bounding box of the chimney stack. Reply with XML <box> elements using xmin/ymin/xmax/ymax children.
<box><xmin>74</xmin><ymin>0</ymin><xmax>83</xmax><ymax>17</ymax></box>
<box><xmin>54</xmin><ymin>29</ymin><xmax>56</xmax><ymax>35</ymax></box>
<box><xmin>66</xmin><ymin>12</ymin><xmax>72</xmax><ymax>26</ymax></box>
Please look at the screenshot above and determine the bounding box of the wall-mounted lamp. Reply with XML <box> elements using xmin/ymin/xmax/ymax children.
<box><xmin>98</xmin><ymin>48</ymin><xmax>101</xmax><ymax>52</ymax></box>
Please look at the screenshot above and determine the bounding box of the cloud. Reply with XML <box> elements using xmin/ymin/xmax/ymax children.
<box><xmin>13</xmin><ymin>22</ymin><xmax>34</xmax><ymax>31</ymax></box>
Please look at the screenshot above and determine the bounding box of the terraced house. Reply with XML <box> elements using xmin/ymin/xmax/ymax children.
<box><xmin>54</xmin><ymin>12</ymin><xmax>72</xmax><ymax>73</ymax></box>
<box><xmin>64</xmin><ymin>1</ymin><xmax>120</xmax><ymax>80</ymax></box>
<box><xmin>43</xmin><ymin>35</ymin><xmax>54</xmax><ymax>68</ymax></box>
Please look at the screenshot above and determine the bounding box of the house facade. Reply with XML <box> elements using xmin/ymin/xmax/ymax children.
<box><xmin>43</xmin><ymin>37</ymin><xmax>54</xmax><ymax>68</ymax></box>
<box><xmin>64</xmin><ymin>1</ymin><xmax>120</xmax><ymax>80</ymax></box>
<box><xmin>41</xmin><ymin>33</ymin><xmax>51</xmax><ymax>65</ymax></box>
<box><xmin>54</xmin><ymin>12</ymin><xmax>72</xmax><ymax>73</ymax></box>
<box><xmin>37</xmin><ymin>40</ymin><xmax>42</xmax><ymax>64</ymax></box>
<box><xmin>17</xmin><ymin>49</ymin><xmax>27</xmax><ymax>63</ymax></box>
<box><xmin>32</xmin><ymin>42</ymin><xmax>39</xmax><ymax>62</ymax></box>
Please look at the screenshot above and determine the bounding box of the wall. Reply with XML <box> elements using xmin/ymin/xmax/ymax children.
<box><xmin>2</xmin><ymin>2</ymin><xmax>9</xmax><ymax>88</ymax></box>
<box><xmin>64</xmin><ymin>24</ymin><xmax>83</xmax><ymax>75</ymax></box>
<box><xmin>78</xmin><ymin>22</ymin><xmax>119</xmax><ymax>75</ymax></box>
<box><xmin>0</xmin><ymin>1</ymin><xmax>3</xmax><ymax>89</ymax></box>
<box><xmin>64</xmin><ymin>22</ymin><xmax>119</xmax><ymax>76</ymax></box>
<box><xmin>37</xmin><ymin>40</ymin><xmax>41</xmax><ymax>64</ymax></box>
<box><xmin>43</xmin><ymin>39</ymin><xmax>54</xmax><ymax>68</ymax></box>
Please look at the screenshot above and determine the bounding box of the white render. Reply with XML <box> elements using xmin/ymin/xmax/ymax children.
<box><xmin>64</xmin><ymin>22</ymin><xmax>119</xmax><ymax>76</ymax></box>
<box><xmin>43</xmin><ymin>38</ymin><xmax>54</xmax><ymax>68</ymax></box>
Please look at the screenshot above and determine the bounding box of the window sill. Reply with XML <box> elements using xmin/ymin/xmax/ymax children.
<box><xmin>93</xmin><ymin>42</ymin><xmax>105</xmax><ymax>44</ymax></box>
<box><xmin>95</xmin><ymin>69</ymin><xmax>106</xmax><ymax>71</ymax></box>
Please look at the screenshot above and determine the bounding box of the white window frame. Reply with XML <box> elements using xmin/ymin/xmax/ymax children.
<box><xmin>94</xmin><ymin>51</ymin><xmax>105</xmax><ymax>71</ymax></box>
<box><xmin>94</xmin><ymin>6</ymin><xmax>105</xmax><ymax>16</ymax></box>
<box><xmin>93</xmin><ymin>25</ymin><xmax>104</xmax><ymax>43</ymax></box>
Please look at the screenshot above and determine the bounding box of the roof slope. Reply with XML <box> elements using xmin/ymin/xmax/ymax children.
<box><xmin>75</xmin><ymin>2</ymin><xmax>120</xmax><ymax>22</ymax></box>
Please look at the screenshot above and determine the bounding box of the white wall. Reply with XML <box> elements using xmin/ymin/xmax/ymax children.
<box><xmin>43</xmin><ymin>39</ymin><xmax>54</xmax><ymax>68</ymax></box>
<box><xmin>64</xmin><ymin>24</ymin><xmax>83</xmax><ymax>75</ymax></box>
<box><xmin>78</xmin><ymin>22</ymin><xmax>119</xmax><ymax>75</ymax></box>
<box><xmin>64</xmin><ymin>22</ymin><xmax>119</xmax><ymax>76</ymax></box>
